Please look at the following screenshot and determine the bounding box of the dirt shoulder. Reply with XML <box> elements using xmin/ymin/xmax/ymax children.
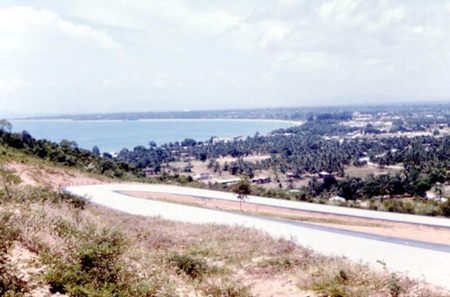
<box><xmin>6</xmin><ymin>161</ymin><xmax>110</xmax><ymax>191</ymax></box>
<box><xmin>121</xmin><ymin>190</ymin><xmax>450</xmax><ymax>246</ymax></box>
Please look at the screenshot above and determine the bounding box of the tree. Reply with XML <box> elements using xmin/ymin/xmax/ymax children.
<box><xmin>0</xmin><ymin>119</ymin><xmax>12</xmax><ymax>133</ymax></box>
<box><xmin>181</xmin><ymin>138</ymin><xmax>197</xmax><ymax>147</ymax></box>
<box><xmin>92</xmin><ymin>145</ymin><xmax>101</xmax><ymax>156</ymax></box>
<box><xmin>60</xmin><ymin>139</ymin><xmax>78</xmax><ymax>151</ymax></box>
<box><xmin>232</xmin><ymin>176</ymin><xmax>251</xmax><ymax>211</ymax></box>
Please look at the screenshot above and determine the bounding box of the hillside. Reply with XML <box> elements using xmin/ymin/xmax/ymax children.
<box><xmin>1</xmin><ymin>147</ymin><xmax>449</xmax><ymax>296</ymax></box>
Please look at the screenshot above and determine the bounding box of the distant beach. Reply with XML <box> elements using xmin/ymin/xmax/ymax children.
<box><xmin>10</xmin><ymin>118</ymin><xmax>295</xmax><ymax>153</ymax></box>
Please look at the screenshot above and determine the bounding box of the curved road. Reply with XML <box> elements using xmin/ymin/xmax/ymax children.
<box><xmin>66</xmin><ymin>183</ymin><xmax>450</xmax><ymax>290</ymax></box>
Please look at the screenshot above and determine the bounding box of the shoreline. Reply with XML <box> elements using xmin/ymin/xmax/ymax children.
<box><xmin>8</xmin><ymin>118</ymin><xmax>301</xmax><ymax>153</ymax></box>
<box><xmin>11</xmin><ymin>118</ymin><xmax>303</xmax><ymax>126</ymax></box>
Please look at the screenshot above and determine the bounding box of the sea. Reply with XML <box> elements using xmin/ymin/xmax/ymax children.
<box><xmin>10</xmin><ymin>119</ymin><xmax>295</xmax><ymax>153</ymax></box>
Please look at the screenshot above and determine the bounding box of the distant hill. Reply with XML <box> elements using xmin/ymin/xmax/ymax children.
<box><xmin>17</xmin><ymin>102</ymin><xmax>450</xmax><ymax>121</ymax></box>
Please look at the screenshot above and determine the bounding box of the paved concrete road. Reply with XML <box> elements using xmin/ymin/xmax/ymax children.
<box><xmin>101</xmin><ymin>183</ymin><xmax>450</xmax><ymax>228</ymax></box>
<box><xmin>67</xmin><ymin>183</ymin><xmax>450</xmax><ymax>290</ymax></box>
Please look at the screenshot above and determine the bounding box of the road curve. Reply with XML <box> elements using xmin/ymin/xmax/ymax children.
<box><xmin>99</xmin><ymin>183</ymin><xmax>450</xmax><ymax>228</ymax></box>
<box><xmin>66</xmin><ymin>183</ymin><xmax>450</xmax><ymax>290</ymax></box>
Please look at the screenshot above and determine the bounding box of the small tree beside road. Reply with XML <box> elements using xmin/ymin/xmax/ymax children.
<box><xmin>232</xmin><ymin>176</ymin><xmax>251</xmax><ymax>211</ymax></box>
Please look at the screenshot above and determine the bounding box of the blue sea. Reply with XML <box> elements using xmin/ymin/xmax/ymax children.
<box><xmin>10</xmin><ymin>119</ymin><xmax>294</xmax><ymax>153</ymax></box>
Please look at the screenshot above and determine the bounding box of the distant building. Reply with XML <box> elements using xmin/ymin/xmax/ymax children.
<box><xmin>214</xmin><ymin>178</ymin><xmax>241</xmax><ymax>186</ymax></box>
<box><xmin>251</xmin><ymin>176</ymin><xmax>271</xmax><ymax>184</ymax></box>
<box><xmin>143</xmin><ymin>167</ymin><xmax>158</xmax><ymax>177</ymax></box>
<box><xmin>285</xmin><ymin>172</ymin><xmax>296</xmax><ymax>179</ymax></box>
<box><xmin>329</xmin><ymin>196</ymin><xmax>346</xmax><ymax>203</ymax></box>
<box><xmin>288</xmin><ymin>189</ymin><xmax>301</xmax><ymax>193</ymax></box>
<box><xmin>318</xmin><ymin>171</ymin><xmax>332</xmax><ymax>178</ymax></box>
<box><xmin>193</xmin><ymin>172</ymin><xmax>211</xmax><ymax>181</ymax></box>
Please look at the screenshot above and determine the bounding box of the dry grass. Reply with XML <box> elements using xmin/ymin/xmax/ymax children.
<box><xmin>344</xmin><ymin>165</ymin><xmax>402</xmax><ymax>178</ymax></box>
<box><xmin>0</xmin><ymin>145</ymin><xmax>112</xmax><ymax>190</ymax></box>
<box><xmin>2</xmin><ymin>193</ymin><xmax>448</xmax><ymax>297</ymax></box>
<box><xmin>1</xmin><ymin>157</ymin><xmax>449</xmax><ymax>296</ymax></box>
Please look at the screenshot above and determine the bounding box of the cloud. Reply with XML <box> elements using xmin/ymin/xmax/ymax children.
<box><xmin>70</xmin><ymin>0</ymin><xmax>241</xmax><ymax>36</ymax></box>
<box><xmin>0</xmin><ymin>6</ymin><xmax>121</xmax><ymax>52</ymax></box>
<box><xmin>0</xmin><ymin>6</ymin><xmax>124</xmax><ymax>115</ymax></box>
<box><xmin>1</xmin><ymin>1</ymin><xmax>450</xmax><ymax>116</ymax></box>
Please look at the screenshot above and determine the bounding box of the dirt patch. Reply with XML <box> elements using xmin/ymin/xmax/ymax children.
<box><xmin>6</xmin><ymin>162</ymin><xmax>109</xmax><ymax>190</ymax></box>
<box><xmin>244</xmin><ymin>274</ymin><xmax>315</xmax><ymax>297</ymax></box>
<box><xmin>121</xmin><ymin>191</ymin><xmax>450</xmax><ymax>246</ymax></box>
<box><xmin>7</xmin><ymin>242</ymin><xmax>63</xmax><ymax>297</ymax></box>
<box><xmin>216</xmin><ymin>154</ymin><xmax>271</xmax><ymax>165</ymax></box>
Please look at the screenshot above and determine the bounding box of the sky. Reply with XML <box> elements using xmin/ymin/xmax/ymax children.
<box><xmin>1</xmin><ymin>0</ymin><xmax>450</xmax><ymax>116</ymax></box>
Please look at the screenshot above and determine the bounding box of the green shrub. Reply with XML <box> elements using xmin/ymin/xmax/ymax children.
<box><xmin>45</xmin><ymin>228</ymin><xmax>148</xmax><ymax>297</ymax></box>
<box><xmin>53</xmin><ymin>219</ymin><xmax>80</xmax><ymax>239</ymax></box>
<box><xmin>25</xmin><ymin>187</ymin><xmax>86</xmax><ymax>209</ymax></box>
<box><xmin>311</xmin><ymin>269</ymin><xmax>349</xmax><ymax>297</ymax></box>
<box><xmin>59</xmin><ymin>191</ymin><xmax>87</xmax><ymax>209</ymax></box>
<box><xmin>0</xmin><ymin>166</ymin><xmax>21</xmax><ymax>203</ymax></box>
<box><xmin>440</xmin><ymin>199</ymin><xmax>450</xmax><ymax>217</ymax></box>
<box><xmin>168</xmin><ymin>253</ymin><xmax>209</xmax><ymax>279</ymax></box>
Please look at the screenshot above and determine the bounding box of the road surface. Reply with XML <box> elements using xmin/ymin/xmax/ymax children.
<box><xmin>66</xmin><ymin>183</ymin><xmax>450</xmax><ymax>289</ymax></box>
<box><xmin>108</xmin><ymin>183</ymin><xmax>450</xmax><ymax>228</ymax></box>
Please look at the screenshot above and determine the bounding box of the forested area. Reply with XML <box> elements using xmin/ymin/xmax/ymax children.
<box><xmin>0</xmin><ymin>120</ymin><xmax>137</xmax><ymax>178</ymax></box>
<box><xmin>1</xmin><ymin>107</ymin><xmax>449</xmax><ymax>213</ymax></box>
<box><xmin>114</xmin><ymin>118</ymin><xmax>449</xmax><ymax>199</ymax></box>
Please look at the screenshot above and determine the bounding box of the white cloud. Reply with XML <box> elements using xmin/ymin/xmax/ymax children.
<box><xmin>1</xmin><ymin>1</ymin><xmax>450</xmax><ymax>116</ymax></box>
<box><xmin>71</xmin><ymin>0</ymin><xmax>241</xmax><ymax>36</ymax></box>
<box><xmin>0</xmin><ymin>7</ymin><xmax>121</xmax><ymax>52</ymax></box>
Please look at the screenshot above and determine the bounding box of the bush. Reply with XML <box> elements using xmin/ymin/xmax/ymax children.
<box><xmin>440</xmin><ymin>199</ymin><xmax>450</xmax><ymax>217</ymax></box>
<box><xmin>311</xmin><ymin>268</ymin><xmax>349</xmax><ymax>297</ymax></box>
<box><xmin>200</xmin><ymin>279</ymin><xmax>251</xmax><ymax>297</ymax></box>
<box><xmin>168</xmin><ymin>253</ymin><xmax>209</xmax><ymax>279</ymax></box>
<box><xmin>19</xmin><ymin>187</ymin><xmax>86</xmax><ymax>209</ymax></box>
<box><xmin>45</xmin><ymin>227</ymin><xmax>150</xmax><ymax>297</ymax></box>
<box><xmin>0</xmin><ymin>212</ymin><xmax>28</xmax><ymax>296</ymax></box>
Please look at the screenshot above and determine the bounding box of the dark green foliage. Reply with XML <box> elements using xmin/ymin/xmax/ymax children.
<box><xmin>17</xmin><ymin>187</ymin><xmax>87</xmax><ymax>209</ymax></box>
<box><xmin>0</xmin><ymin>128</ymin><xmax>135</xmax><ymax>178</ymax></box>
<box><xmin>232</xmin><ymin>177</ymin><xmax>252</xmax><ymax>198</ymax></box>
<box><xmin>44</xmin><ymin>228</ymin><xmax>148</xmax><ymax>297</ymax></box>
<box><xmin>439</xmin><ymin>199</ymin><xmax>450</xmax><ymax>217</ymax></box>
<box><xmin>168</xmin><ymin>253</ymin><xmax>209</xmax><ymax>279</ymax></box>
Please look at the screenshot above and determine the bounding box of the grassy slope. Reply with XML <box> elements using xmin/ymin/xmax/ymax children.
<box><xmin>1</xmin><ymin>147</ymin><xmax>449</xmax><ymax>297</ymax></box>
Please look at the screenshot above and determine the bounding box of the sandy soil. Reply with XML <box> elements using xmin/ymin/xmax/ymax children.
<box><xmin>344</xmin><ymin>164</ymin><xmax>402</xmax><ymax>178</ymax></box>
<box><xmin>244</xmin><ymin>274</ymin><xmax>315</xmax><ymax>297</ymax></box>
<box><xmin>6</xmin><ymin>162</ymin><xmax>108</xmax><ymax>191</ymax></box>
<box><xmin>121</xmin><ymin>191</ymin><xmax>450</xmax><ymax>246</ymax></box>
<box><xmin>216</xmin><ymin>154</ymin><xmax>271</xmax><ymax>165</ymax></box>
<box><xmin>8</xmin><ymin>242</ymin><xmax>64</xmax><ymax>297</ymax></box>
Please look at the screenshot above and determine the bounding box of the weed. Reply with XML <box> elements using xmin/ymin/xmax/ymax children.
<box><xmin>200</xmin><ymin>278</ymin><xmax>252</xmax><ymax>297</ymax></box>
<box><xmin>0</xmin><ymin>212</ymin><xmax>28</xmax><ymax>296</ymax></box>
<box><xmin>45</xmin><ymin>227</ymin><xmax>150</xmax><ymax>296</ymax></box>
<box><xmin>168</xmin><ymin>253</ymin><xmax>209</xmax><ymax>279</ymax></box>
<box><xmin>388</xmin><ymin>273</ymin><xmax>403</xmax><ymax>297</ymax></box>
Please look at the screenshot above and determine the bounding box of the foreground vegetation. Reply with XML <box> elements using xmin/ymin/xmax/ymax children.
<box><xmin>1</xmin><ymin>161</ymin><xmax>448</xmax><ymax>296</ymax></box>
